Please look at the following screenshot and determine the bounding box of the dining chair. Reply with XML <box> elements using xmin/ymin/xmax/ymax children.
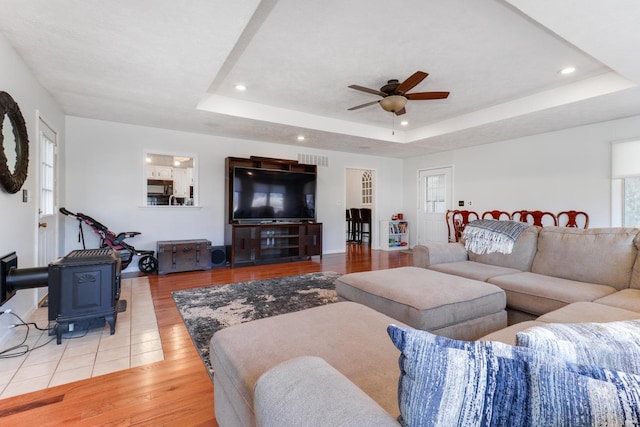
<box><xmin>359</xmin><ymin>208</ymin><xmax>372</xmax><ymax>244</ymax></box>
<box><xmin>481</xmin><ymin>210</ymin><xmax>512</xmax><ymax>220</ymax></box>
<box><xmin>557</xmin><ymin>210</ymin><xmax>589</xmax><ymax>229</ymax></box>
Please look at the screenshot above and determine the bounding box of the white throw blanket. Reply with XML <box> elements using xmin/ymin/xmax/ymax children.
<box><xmin>462</xmin><ymin>219</ymin><xmax>529</xmax><ymax>255</ymax></box>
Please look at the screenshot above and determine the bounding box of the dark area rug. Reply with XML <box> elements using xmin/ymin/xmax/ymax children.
<box><xmin>171</xmin><ymin>271</ymin><xmax>341</xmax><ymax>380</ymax></box>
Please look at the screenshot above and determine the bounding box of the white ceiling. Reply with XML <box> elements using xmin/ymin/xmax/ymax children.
<box><xmin>1</xmin><ymin>0</ymin><xmax>639</xmax><ymax>158</ymax></box>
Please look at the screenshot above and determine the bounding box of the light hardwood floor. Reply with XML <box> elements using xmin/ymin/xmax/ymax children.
<box><xmin>0</xmin><ymin>245</ymin><xmax>413</xmax><ymax>426</ymax></box>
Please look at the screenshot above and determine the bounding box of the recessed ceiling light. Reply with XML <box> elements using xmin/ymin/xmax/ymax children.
<box><xmin>174</xmin><ymin>160</ymin><xmax>180</xmax><ymax>166</ymax></box>
<box><xmin>560</xmin><ymin>67</ymin><xmax>576</xmax><ymax>75</ymax></box>
<box><xmin>297</xmin><ymin>135</ymin><xmax>305</xmax><ymax>141</ymax></box>
<box><xmin>235</xmin><ymin>84</ymin><xmax>247</xmax><ymax>91</ymax></box>
<box><xmin>400</xmin><ymin>121</ymin><xmax>409</xmax><ymax>126</ymax></box>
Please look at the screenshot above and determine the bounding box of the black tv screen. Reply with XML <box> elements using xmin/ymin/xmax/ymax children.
<box><xmin>232</xmin><ymin>167</ymin><xmax>316</xmax><ymax>222</ymax></box>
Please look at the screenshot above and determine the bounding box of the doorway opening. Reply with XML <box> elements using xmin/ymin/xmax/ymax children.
<box><xmin>345</xmin><ymin>168</ymin><xmax>375</xmax><ymax>247</ymax></box>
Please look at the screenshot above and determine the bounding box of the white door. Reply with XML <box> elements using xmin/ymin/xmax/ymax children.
<box><xmin>417</xmin><ymin>167</ymin><xmax>452</xmax><ymax>245</ymax></box>
<box><xmin>37</xmin><ymin>116</ymin><xmax>58</xmax><ymax>269</ymax></box>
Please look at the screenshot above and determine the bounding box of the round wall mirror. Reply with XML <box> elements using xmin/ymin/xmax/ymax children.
<box><xmin>0</xmin><ymin>91</ymin><xmax>29</xmax><ymax>194</ymax></box>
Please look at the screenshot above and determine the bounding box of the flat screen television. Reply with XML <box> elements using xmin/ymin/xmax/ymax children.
<box><xmin>232</xmin><ymin>166</ymin><xmax>316</xmax><ymax>222</ymax></box>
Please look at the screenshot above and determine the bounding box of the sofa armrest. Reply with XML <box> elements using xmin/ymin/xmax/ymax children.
<box><xmin>254</xmin><ymin>356</ymin><xmax>399</xmax><ymax>427</ymax></box>
<box><xmin>413</xmin><ymin>242</ymin><xmax>468</xmax><ymax>268</ymax></box>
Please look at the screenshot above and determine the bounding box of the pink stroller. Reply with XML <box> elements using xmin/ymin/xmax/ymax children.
<box><xmin>60</xmin><ymin>207</ymin><xmax>158</xmax><ymax>273</ymax></box>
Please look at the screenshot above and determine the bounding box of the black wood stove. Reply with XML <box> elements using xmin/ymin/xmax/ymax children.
<box><xmin>1</xmin><ymin>248</ymin><xmax>122</xmax><ymax>344</ymax></box>
<box><xmin>48</xmin><ymin>249</ymin><xmax>121</xmax><ymax>344</ymax></box>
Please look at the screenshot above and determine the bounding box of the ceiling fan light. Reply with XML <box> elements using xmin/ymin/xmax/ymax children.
<box><xmin>380</xmin><ymin>95</ymin><xmax>407</xmax><ymax>112</ymax></box>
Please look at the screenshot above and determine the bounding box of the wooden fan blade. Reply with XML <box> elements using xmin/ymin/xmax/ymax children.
<box><xmin>395</xmin><ymin>71</ymin><xmax>428</xmax><ymax>95</ymax></box>
<box><xmin>405</xmin><ymin>91</ymin><xmax>450</xmax><ymax>100</ymax></box>
<box><xmin>348</xmin><ymin>84</ymin><xmax>387</xmax><ymax>97</ymax></box>
<box><xmin>348</xmin><ymin>100</ymin><xmax>380</xmax><ymax>111</ymax></box>
<box><xmin>395</xmin><ymin>107</ymin><xmax>406</xmax><ymax>116</ymax></box>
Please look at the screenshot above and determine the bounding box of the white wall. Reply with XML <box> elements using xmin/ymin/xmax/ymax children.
<box><xmin>64</xmin><ymin>117</ymin><xmax>404</xmax><ymax>261</ymax></box>
<box><xmin>0</xmin><ymin>33</ymin><xmax>66</xmax><ymax>339</ymax></box>
<box><xmin>403</xmin><ymin>115</ymin><xmax>640</xmax><ymax>245</ymax></box>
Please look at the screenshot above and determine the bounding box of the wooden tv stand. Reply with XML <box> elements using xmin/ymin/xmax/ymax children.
<box><xmin>229</xmin><ymin>222</ymin><xmax>322</xmax><ymax>267</ymax></box>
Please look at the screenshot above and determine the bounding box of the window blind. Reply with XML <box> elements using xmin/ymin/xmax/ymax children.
<box><xmin>612</xmin><ymin>140</ymin><xmax>640</xmax><ymax>178</ymax></box>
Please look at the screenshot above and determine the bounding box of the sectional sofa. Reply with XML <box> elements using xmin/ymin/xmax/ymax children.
<box><xmin>211</xmin><ymin>226</ymin><xmax>640</xmax><ymax>426</ymax></box>
<box><xmin>414</xmin><ymin>225</ymin><xmax>640</xmax><ymax>341</ymax></box>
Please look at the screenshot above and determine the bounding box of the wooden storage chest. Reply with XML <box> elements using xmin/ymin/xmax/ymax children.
<box><xmin>157</xmin><ymin>239</ymin><xmax>212</xmax><ymax>275</ymax></box>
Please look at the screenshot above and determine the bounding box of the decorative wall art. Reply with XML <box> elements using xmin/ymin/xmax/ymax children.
<box><xmin>0</xmin><ymin>91</ymin><xmax>29</xmax><ymax>194</ymax></box>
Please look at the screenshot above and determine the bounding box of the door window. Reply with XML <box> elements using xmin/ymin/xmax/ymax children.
<box><xmin>40</xmin><ymin>131</ymin><xmax>56</xmax><ymax>216</ymax></box>
<box><xmin>425</xmin><ymin>174</ymin><xmax>446</xmax><ymax>213</ymax></box>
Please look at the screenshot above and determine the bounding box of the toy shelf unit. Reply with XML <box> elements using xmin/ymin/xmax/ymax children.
<box><xmin>380</xmin><ymin>220</ymin><xmax>409</xmax><ymax>250</ymax></box>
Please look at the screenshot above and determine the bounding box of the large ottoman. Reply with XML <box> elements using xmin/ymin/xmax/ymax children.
<box><xmin>336</xmin><ymin>266</ymin><xmax>507</xmax><ymax>340</ymax></box>
<box><xmin>210</xmin><ymin>302</ymin><xmax>407</xmax><ymax>427</ymax></box>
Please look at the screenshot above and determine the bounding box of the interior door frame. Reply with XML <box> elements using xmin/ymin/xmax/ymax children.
<box><xmin>35</xmin><ymin>111</ymin><xmax>59</xmax><ymax>270</ymax></box>
<box><xmin>344</xmin><ymin>166</ymin><xmax>378</xmax><ymax>249</ymax></box>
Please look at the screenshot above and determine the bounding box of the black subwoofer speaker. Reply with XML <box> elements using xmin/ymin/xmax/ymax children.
<box><xmin>211</xmin><ymin>245</ymin><xmax>227</xmax><ymax>267</ymax></box>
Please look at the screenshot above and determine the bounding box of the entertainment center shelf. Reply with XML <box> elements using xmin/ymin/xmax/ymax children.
<box><xmin>225</xmin><ymin>156</ymin><xmax>321</xmax><ymax>267</ymax></box>
<box><xmin>225</xmin><ymin>156</ymin><xmax>316</xmax><ymax>173</ymax></box>
<box><xmin>230</xmin><ymin>223</ymin><xmax>322</xmax><ymax>267</ymax></box>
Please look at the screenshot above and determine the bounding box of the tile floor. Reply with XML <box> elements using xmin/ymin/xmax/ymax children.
<box><xmin>0</xmin><ymin>276</ymin><xmax>163</xmax><ymax>398</ymax></box>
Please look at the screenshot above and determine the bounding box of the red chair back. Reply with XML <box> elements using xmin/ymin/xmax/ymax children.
<box><xmin>558</xmin><ymin>211</ymin><xmax>589</xmax><ymax>229</ymax></box>
<box><xmin>451</xmin><ymin>210</ymin><xmax>479</xmax><ymax>242</ymax></box>
<box><xmin>520</xmin><ymin>210</ymin><xmax>558</xmax><ymax>227</ymax></box>
<box><xmin>481</xmin><ymin>210</ymin><xmax>512</xmax><ymax>220</ymax></box>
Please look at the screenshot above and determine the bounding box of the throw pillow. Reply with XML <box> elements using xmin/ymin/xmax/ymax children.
<box><xmin>516</xmin><ymin>320</ymin><xmax>640</xmax><ymax>374</ymax></box>
<box><xmin>387</xmin><ymin>324</ymin><xmax>640</xmax><ymax>427</ymax></box>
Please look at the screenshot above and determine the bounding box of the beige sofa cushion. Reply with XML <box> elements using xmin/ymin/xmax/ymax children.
<box><xmin>479</xmin><ymin>320</ymin><xmax>547</xmax><ymax>345</ymax></box>
<box><xmin>537</xmin><ymin>301</ymin><xmax>640</xmax><ymax>323</ymax></box>
<box><xmin>467</xmin><ymin>225</ymin><xmax>539</xmax><ymax>271</ymax></box>
<box><xmin>531</xmin><ymin>227</ymin><xmax>640</xmax><ymax>290</ymax></box>
<box><xmin>593</xmin><ymin>289</ymin><xmax>640</xmax><ymax>313</ymax></box>
<box><xmin>488</xmin><ymin>272</ymin><xmax>617</xmax><ymax>316</ymax></box>
<box><xmin>254</xmin><ymin>357</ymin><xmax>399</xmax><ymax>427</ymax></box>
<box><xmin>429</xmin><ymin>261</ymin><xmax>521</xmax><ymax>282</ymax></box>
<box><xmin>210</xmin><ymin>302</ymin><xmax>405</xmax><ymax>427</ymax></box>
<box><xmin>484</xmin><ymin>301</ymin><xmax>640</xmax><ymax>345</ymax></box>
<box><xmin>412</xmin><ymin>242</ymin><xmax>468</xmax><ymax>268</ymax></box>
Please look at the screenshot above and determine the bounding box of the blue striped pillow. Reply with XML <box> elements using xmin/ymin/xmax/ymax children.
<box><xmin>516</xmin><ymin>320</ymin><xmax>640</xmax><ymax>374</ymax></box>
<box><xmin>387</xmin><ymin>324</ymin><xmax>640</xmax><ymax>427</ymax></box>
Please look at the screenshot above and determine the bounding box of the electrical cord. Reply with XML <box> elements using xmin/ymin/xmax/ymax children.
<box><xmin>0</xmin><ymin>311</ymin><xmax>56</xmax><ymax>358</ymax></box>
<box><xmin>61</xmin><ymin>328</ymin><xmax>90</xmax><ymax>340</ymax></box>
<box><xmin>1</xmin><ymin>310</ymin><xmax>98</xmax><ymax>358</ymax></box>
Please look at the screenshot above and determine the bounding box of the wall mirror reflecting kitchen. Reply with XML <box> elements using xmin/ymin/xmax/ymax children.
<box><xmin>145</xmin><ymin>152</ymin><xmax>197</xmax><ymax>206</ymax></box>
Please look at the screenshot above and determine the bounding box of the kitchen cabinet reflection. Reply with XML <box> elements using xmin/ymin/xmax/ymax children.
<box><xmin>145</xmin><ymin>153</ymin><xmax>196</xmax><ymax>206</ymax></box>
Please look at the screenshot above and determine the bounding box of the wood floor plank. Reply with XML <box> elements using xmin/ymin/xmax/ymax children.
<box><xmin>0</xmin><ymin>247</ymin><xmax>412</xmax><ymax>426</ymax></box>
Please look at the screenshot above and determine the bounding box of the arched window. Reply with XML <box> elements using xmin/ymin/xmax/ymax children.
<box><xmin>361</xmin><ymin>170</ymin><xmax>373</xmax><ymax>205</ymax></box>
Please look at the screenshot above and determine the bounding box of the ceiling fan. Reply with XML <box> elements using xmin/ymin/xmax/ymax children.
<box><xmin>348</xmin><ymin>71</ymin><xmax>449</xmax><ymax>116</ymax></box>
